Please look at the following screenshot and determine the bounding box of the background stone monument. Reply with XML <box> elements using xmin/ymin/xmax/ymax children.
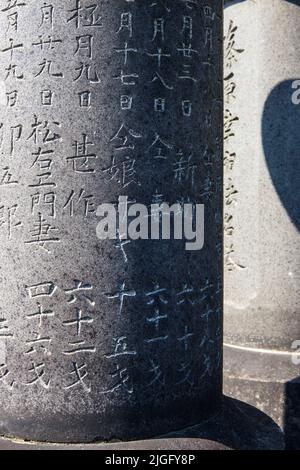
<box><xmin>224</xmin><ymin>0</ymin><xmax>300</xmax><ymax>441</ymax></box>
<box><xmin>0</xmin><ymin>1</ymin><xmax>223</xmax><ymax>443</ymax></box>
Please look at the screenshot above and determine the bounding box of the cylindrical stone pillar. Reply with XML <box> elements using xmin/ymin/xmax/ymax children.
<box><xmin>224</xmin><ymin>0</ymin><xmax>300</xmax><ymax>430</ymax></box>
<box><xmin>0</xmin><ymin>1</ymin><xmax>223</xmax><ymax>443</ymax></box>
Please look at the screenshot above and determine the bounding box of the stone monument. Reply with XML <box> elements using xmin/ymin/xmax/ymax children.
<box><xmin>223</xmin><ymin>0</ymin><xmax>300</xmax><ymax>436</ymax></box>
<box><xmin>0</xmin><ymin>1</ymin><xmax>223</xmax><ymax>443</ymax></box>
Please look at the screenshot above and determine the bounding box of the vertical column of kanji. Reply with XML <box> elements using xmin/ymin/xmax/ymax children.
<box><xmin>0</xmin><ymin>0</ymin><xmax>69</xmax><ymax>440</ymax></box>
<box><xmin>0</xmin><ymin>2</ymin><xmax>26</xmax><ymax>397</ymax></box>
<box><xmin>0</xmin><ymin>0</ymin><xmax>222</xmax><ymax>444</ymax></box>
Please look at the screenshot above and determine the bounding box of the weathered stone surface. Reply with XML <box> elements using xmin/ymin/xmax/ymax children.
<box><xmin>223</xmin><ymin>0</ymin><xmax>300</xmax><ymax>436</ymax></box>
<box><xmin>0</xmin><ymin>396</ymin><xmax>285</xmax><ymax>450</ymax></box>
<box><xmin>0</xmin><ymin>1</ymin><xmax>223</xmax><ymax>443</ymax></box>
<box><xmin>0</xmin><ymin>437</ymin><xmax>230</xmax><ymax>451</ymax></box>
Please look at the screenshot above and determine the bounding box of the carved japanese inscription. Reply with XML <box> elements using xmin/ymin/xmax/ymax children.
<box><xmin>0</xmin><ymin>0</ymin><xmax>222</xmax><ymax>443</ymax></box>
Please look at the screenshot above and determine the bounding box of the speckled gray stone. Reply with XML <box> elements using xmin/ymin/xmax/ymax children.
<box><xmin>223</xmin><ymin>0</ymin><xmax>300</xmax><ymax>436</ymax></box>
<box><xmin>0</xmin><ymin>1</ymin><xmax>223</xmax><ymax>443</ymax></box>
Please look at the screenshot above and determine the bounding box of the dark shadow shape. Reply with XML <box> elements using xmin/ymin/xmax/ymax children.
<box><xmin>284</xmin><ymin>377</ymin><xmax>300</xmax><ymax>450</ymax></box>
<box><xmin>225</xmin><ymin>0</ymin><xmax>300</xmax><ymax>8</ymax></box>
<box><xmin>262</xmin><ymin>80</ymin><xmax>300</xmax><ymax>231</ymax></box>
<box><xmin>166</xmin><ymin>395</ymin><xmax>284</xmax><ymax>450</ymax></box>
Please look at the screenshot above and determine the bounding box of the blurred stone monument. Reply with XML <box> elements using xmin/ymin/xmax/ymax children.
<box><xmin>224</xmin><ymin>0</ymin><xmax>300</xmax><ymax>442</ymax></box>
<box><xmin>0</xmin><ymin>1</ymin><xmax>223</xmax><ymax>443</ymax></box>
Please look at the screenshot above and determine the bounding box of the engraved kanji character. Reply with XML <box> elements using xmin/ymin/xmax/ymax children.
<box><xmin>63</xmin><ymin>340</ymin><xmax>96</xmax><ymax>355</ymax></box>
<box><xmin>117</xmin><ymin>12</ymin><xmax>133</xmax><ymax>37</ymax></box>
<box><xmin>0</xmin><ymin>204</ymin><xmax>22</xmax><ymax>239</ymax></box>
<box><xmin>204</xmin><ymin>26</ymin><xmax>213</xmax><ymax>50</ymax></box>
<box><xmin>40</xmin><ymin>3</ymin><xmax>53</xmax><ymax>28</ymax></box>
<box><xmin>146</xmin><ymin>307</ymin><xmax>167</xmax><ymax>330</ymax></box>
<box><xmin>178</xmin><ymin>64</ymin><xmax>197</xmax><ymax>82</ymax></box>
<box><xmin>199</xmin><ymin>175</ymin><xmax>214</xmax><ymax>200</ymax></box>
<box><xmin>176</xmin><ymin>361</ymin><xmax>194</xmax><ymax>387</ymax></box>
<box><xmin>145</xmin><ymin>359</ymin><xmax>165</xmax><ymax>388</ymax></box>
<box><xmin>26</xmin><ymin>282</ymin><xmax>56</xmax><ymax>299</ymax></box>
<box><xmin>154</xmin><ymin>97</ymin><xmax>165</xmax><ymax>113</ymax></box>
<box><xmin>26</xmin><ymin>362</ymin><xmax>50</xmax><ymax>389</ymax></box>
<box><xmin>68</xmin><ymin>0</ymin><xmax>102</xmax><ymax>28</ymax></box>
<box><xmin>27</xmin><ymin>115</ymin><xmax>61</xmax><ymax>144</ymax></box>
<box><xmin>0</xmin><ymin>166</ymin><xmax>18</xmax><ymax>186</ymax></box>
<box><xmin>120</xmin><ymin>94</ymin><xmax>132</xmax><ymax>110</ymax></box>
<box><xmin>1</xmin><ymin>38</ymin><xmax>23</xmax><ymax>59</ymax></box>
<box><xmin>148</xmin><ymin>133</ymin><xmax>172</xmax><ymax>160</ymax></box>
<box><xmin>25</xmin><ymin>213</ymin><xmax>60</xmax><ymax>252</ymax></box>
<box><xmin>25</xmin><ymin>333</ymin><xmax>51</xmax><ymax>355</ymax></box>
<box><xmin>198</xmin><ymin>278</ymin><xmax>214</xmax><ymax>303</ymax></box>
<box><xmin>225</xmin><ymin>244</ymin><xmax>246</xmax><ymax>272</ymax></box>
<box><xmin>63</xmin><ymin>308</ymin><xmax>93</xmax><ymax>336</ymax></box>
<box><xmin>104</xmin><ymin>282</ymin><xmax>136</xmax><ymax>316</ymax></box>
<box><xmin>26</xmin><ymin>303</ymin><xmax>55</xmax><ymax>328</ymax></box>
<box><xmin>151</xmin><ymin>0</ymin><xmax>171</xmax><ymax>13</ymax></box>
<box><xmin>224</xmin><ymin>150</ymin><xmax>236</xmax><ymax>171</ymax></box>
<box><xmin>203</xmin><ymin>5</ymin><xmax>215</xmax><ymax>21</ymax></box>
<box><xmin>64</xmin><ymin>280</ymin><xmax>95</xmax><ymax>307</ymax></box>
<box><xmin>63</xmin><ymin>189</ymin><xmax>95</xmax><ymax>217</ymax></box>
<box><xmin>103</xmin><ymin>155</ymin><xmax>140</xmax><ymax>189</ymax></box>
<box><xmin>177</xmin><ymin>326</ymin><xmax>194</xmax><ymax>352</ymax></box>
<box><xmin>0</xmin><ymin>364</ymin><xmax>15</xmax><ymax>389</ymax></box>
<box><xmin>34</xmin><ymin>59</ymin><xmax>63</xmax><ymax>78</ymax></box>
<box><xmin>7</xmin><ymin>12</ymin><xmax>18</xmax><ymax>31</ymax></box>
<box><xmin>31</xmin><ymin>192</ymin><xmax>56</xmax><ymax>217</ymax></box>
<box><xmin>152</xmin><ymin>18</ymin><xmax>165</xmax><ymax>42</ymax></box>
<box><xmin>5</xmin><ymin>63</ymin><xmax>23</xmax><ymax>80</ymax></box>
<box><xmin>173</xmin><ymin>152</ymin><xmax>197</xmax><ymax>188</ymax></box>
<box><xmin>176</xmin><ymin>284</ymin><xmax>196</xmax><ymax>306</ymax></box>
<box><xmin>114</xmin><ymin>41</ymin><xmax>138</xmax><ymax>66</ymax></box>
<box><xmin>177</xmin><ymin>42</ymin><xmax>198</xmax><ymax>58</ymax></box>
<box><xmin>182</xmin><ymin>16</ymin><xmax>193</xmax><ymax>39</ymax></box>
<box><xmin>224</xmin><ymin>72</ymin><xmax>236</xmax><ymax>104</ymax></box>
<box><xmin>1</xmin><ymin>1</ymin><xmax>26</xmax><ymax>12</ymax></box>
<box><xmin>105</xmin><ymin>336</ymin><xmax>136</xmax><ymax>359</ymax></box>
<box><xmin>225</xmin><ymin>178</ymin><xmax>238</xmax><ymax>206</ymax></box>
<box><xmin>224</xmin><ymin>21</ymin><xmax>244</xmax><ymax>69</ymax></box>
<box><xmin>102</xmin><ymin>364</ymin><xmax>133</xmax><ymax>395</ymax></box>
<box><xmin>75</xmin><ymin>34</ymin><xmax>93</xmax><ymax>59</ymax></box>
<box><xmin>78</xmin><ymin>90</ymin><xmax>91</xmax><ymax>107</ymax></box>
<box><xmin>145</xmin><ymin>283</ymin><xmax>168</xmax><ymax>309</ymax></box>
<box><xmin>0</xmin><ymin>318</ymin><xmax>14</xmax><ymax>338</ymax></box>
<box><xmin>182</xmin><ymin>99</ymin><xmax>192</xmax><ymax>117</ymax></box>
<box><xmin>41</xmin><ymin>89</ymin><xmax>53</xmax><ymax>106</ymax></box>
<box><xmin>114</xmin><ymin>229</ymin><xmax>131</xmax><ymax>263</ymax></box>
<box><xmin>144</xmin><ymin>333</ymin><xmax>168</xmax><ymax>345</ymax></box>
<box><xmin>64</xmin><ymin>362</ymin><xmax>91</xmax><ymax>392</ymax></box>
<box><xmin>151</xmin><ymin>71</ymin><xmax>173</xmax><ymax>90</ymax></box>
<box><xmin>6</xmin><ymin>90</ymin><xmax>18</xmax><ymax>107</ymax></box>
<box><xmin>179</xmin><ymin>0</ymin><xmax>198</xmax><ymax>9</ymax></box>
<box><xmin>147</xmin><ymin>47</ymin><xmax>171</xmax><ymax>68</ymax></box>
<box><xmin>224</xmin><ymin>213</ymin><xmax>234</xmax><ymax>236</ymax></box>
<box><xmin>114</xmin><ymin>69</ymin><xmax>139</xmax><ymax>86</ymax></box>
<box><xmin>74</xmin><ymin>62</ymin><xmax>100</xmax><ymax>83</ymax></box>
<box><xmin>110</xmin><ymin>123</ymin><xmax>142</xmax><ymax>151</ymax></box>
<box><xmin>10</xmin><ymin>124</ymin><xmax>22</xmax><ymax>154</ymax></box>
<box><xmin>29</xmin><ymin>148</ymin><xmax>55</xmax><ymax>188</ymax></box>
<box><xmin>67</xmin><ymin>134</ymin><xmax>97</xmax><ymax>174</ymax></box>
<box><xmin>224</xmin><ymin>109</ymin><xmax>239</xmax><ymax>140</ymax></box>
<box><xmin>32</xmin><ymin>35</ymin><xmax>62</xmax><ymax>50</ymax></box>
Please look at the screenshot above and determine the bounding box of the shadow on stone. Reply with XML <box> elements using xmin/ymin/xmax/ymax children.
<box><xmin>284</xmin><ymin>377</ymin><xmax>300</xmax><ymax>450</ymax></box>
<box><xmin>262</xmin><ymin>79</ymin><xmax>300</xmax><ymax>232</ymax></box>
<box><xmin>163</xmin><ymin>396</ymin><xmax>284</xmax><ymax>450</ymax></box>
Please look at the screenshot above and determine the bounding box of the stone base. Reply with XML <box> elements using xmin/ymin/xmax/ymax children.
<box><xmin>0</xmin><ymin>396</ymin><xmax>284</xmax><ymax>450</ymax></box>
<box><xmin>224</xmin><ymin>344</ymin><xmax>300</xmax><ymax>449</ymax></box>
